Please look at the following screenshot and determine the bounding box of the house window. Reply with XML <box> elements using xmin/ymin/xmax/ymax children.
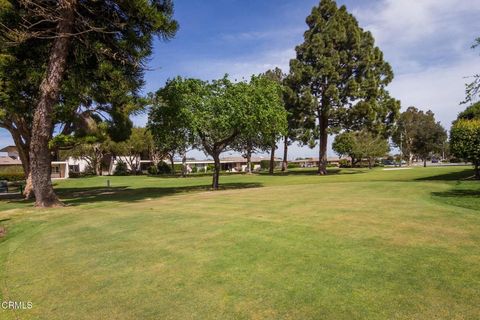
<box><xmin>52</xmin><ymin>166</ymin><xmax>60</xmax><ymax>174</ymax></box>
<box><xmin>69</xmin><ymin>165</ymin><xmax>80</xmax><ymax>173</ymax></box>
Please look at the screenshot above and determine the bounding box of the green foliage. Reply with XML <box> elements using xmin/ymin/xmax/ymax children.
<box><xmin>338</xmin><ymin>159</ymin><xmax>351</xmax><ymax>168</ymax></box>
<box><xmin>288</xmin><ymin>0</ymin><xmax>399</xmax><ymax>162</ymax></box>
<box><xmin>457</xmin><ymin>102</ymin><xmax>480</xmax><ymax>121</ymax></box>
<box><xmin>148</xmin><ymin>165</ymin><xmax>159</xmax><ymax>175</ymax></box>
<box><xmin>332</xmin><ymin>132</ymin><xmax>355</xmax><ymax>158</ymax></box>
<box><xmin>114</xmin><ymin>161</ymin><xmax>129</xmax><ymax>176</ymax></box>
<box><xmin>287</xmin><ymin>162</ymin><xmax>301</xmax><ymax>169</ymax></box>
<box><xmin>260</xmin><ymin>160</ymin><xmax>270</xmax><ymax>170</ymax></box>
<box><xmin>450</xmin><ymin>119</ymin><xmax>480</xmax><ymax>178</ymax></box>
<box><xmin>393</xmin><ymin>107</ymin><xmax>447</xmax><ymax>162</ymax></box>
<box><xmin>0</xmin><ymin>172</ymin><xmax>25</xmax><ymax>181</ymax></box>
<box><xmin>157</xmin><ymin>161</ymin><xmax>172</xmax><ymax>175</ymax></box>
<box><xmin>334</xmin><ymin>130</ymin><xmax>389</xmax><ymax>168</ymax></box>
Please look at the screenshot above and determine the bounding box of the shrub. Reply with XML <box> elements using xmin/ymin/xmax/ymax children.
<box><xmin>206</xmin><ymin>164</ymin><xmax>215</xmax><ymax>172</ymax></box>
<box><xmin>338</xmin><ymin>159</ymin><xmax>351</xmax><ymax>168</ymax></box>
<box><xmin>157</xmin><ymin>161</ymin><xmax>172</xmax><ymax>174</ymax></box>
<box><xmin>114</xmin><ymin>161</ymin><xmax>129</xmax><ymax>176</ymax></box>
<box><xmin>260</xmin><ymin>160</ymin><xmax>270</xmax><ymax>170</ymax></box>
<box><xmin>147</xmin><ymin>165</ymin><xmax>158</xmax><ymax>175</ymax></box>
<box><xmin>0</xmin><ymin>172</ymin><xmax>26</xmax><ymax>181</ymax></box>
<box><xmin>287</xmin><ymin>162</ymin><xmax>300</xmax><ymax>169</ymax></box>
<box><xmin>191</xmin><ymin>166</ymin><xmax>198</xmax><ymax>173</ymax></box>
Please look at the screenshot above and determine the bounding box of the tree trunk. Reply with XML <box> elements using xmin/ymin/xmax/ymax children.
<box><xmin>368</xmin><ymin>158</ymin><xmax>373</xmax><ymax>169</ymax></box>
<box><xmin>318</xmin><ymin>111</ymin><xmax>328</xmax><ymax>175</ymax></box>
<box><xmin>10</xmin><ymin>131</ymin><xmax>33</xmax><ymax>199</ymax></box>
<box><xmin>423</xmin><ymin>159</ymin><xmax>427</xmax><ymax>167</ymax></box>
<box><xmin>408</xmin><ymin>152</ymin><xmax>413</xmax><ymax>166</ymax></box>
<box><xmin>30</xmin><ymin>0</ymin><xmax>76</xmax><ymax>207</ymax></box>
<box><xmin>181</xmin><ymin>151</ymin><xmax>187</xmax><ymax>177</ymax></box>
<box><xmin>282</xmin><ymin>136</ymin><xmax>288</xmax><ymax>172</ymax></box>
<box><xmin>269</xmin><ymin>142</ymin><xmax>275</xmax><ymax>174</ymax></box>
<box><xmin>169</xmin><ymin>154</ymin><xmax>175</xmax><ymax>175</ymax></box>
<box><xmin>246</xmin><ymin>147</ymin><xmax>252</xmax><ymax>174</ymax></box>
<box><xmin>212</xmin><ymin>153</ymin><xmax>221</xmax><ymax>190</ymax></box>
<box><xmin>474</xmin><ymin>162</ymin><xmax>479</xmax><ymax>180</ymax></box>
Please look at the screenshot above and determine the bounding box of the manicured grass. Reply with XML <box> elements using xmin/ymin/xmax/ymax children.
<box><xmin>0</xmin><ymin>166</ymin><xmax>479</xmax><ymax>319</ymax></box>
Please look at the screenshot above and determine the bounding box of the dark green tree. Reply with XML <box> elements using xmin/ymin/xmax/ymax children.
<box><xmin>450</xmin><ymin>119</ymin><xmax>480</xmax><ymax>179</ymax></box>
<box><xmin>0</xmin><ymin>0</ymin><xmax>178</xmax><ymax>207</ymax></box>
<box><xmin>411</xmin><ymin>111</ymin><xmax>447</xmax><ymax>167</ymax></box>
<box><xmin>288</xmin><ymin>0</ymin><xmax>399</xmax><ymax>175</ymax></box>
<box><xmin>457</xmin><ymin>101</ymin><xmax>480</xmax><ymax>121</ymax></box>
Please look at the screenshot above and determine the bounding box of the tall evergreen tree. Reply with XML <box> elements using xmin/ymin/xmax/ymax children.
<box><xmin>0</xmin><ymin>1</ymin><xmax>178</xmax><ymax>206</ymax></box>
<box><xmin>288</xmin><ymin>0</ymin><xmax>399</xmax><ymax>174</ymax></box>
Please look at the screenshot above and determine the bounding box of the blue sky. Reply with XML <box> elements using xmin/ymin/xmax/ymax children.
<box><xmin>1</xmin><ymin>0</ymin><xmax>480</xmax><ymax>159</ymax></box>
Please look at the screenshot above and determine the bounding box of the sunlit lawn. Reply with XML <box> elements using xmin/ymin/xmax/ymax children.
<box><xmin>0</xmin><ymin>166</ymin><xmax>479</xmax><ymax>319</ymax></box>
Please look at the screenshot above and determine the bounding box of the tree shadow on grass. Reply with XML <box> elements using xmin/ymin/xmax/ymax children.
<box><xmin>268</xmin><ymin>168</ymin><xmax>367</xmax><ymax>176</ymax></box>
<box><xmin>56</xmin><ymin>182</ymin><xmax>263</xmax><ymax>206</ymax></box>
<box><xmin>431</xmin><ymin>188</ymin><xmax>480</xmax><ymax>211</ymax></box>
<box><xmin>415</xmin><ymin>168</ymin><xmax>476</xmax><ymax>181</ymax></box>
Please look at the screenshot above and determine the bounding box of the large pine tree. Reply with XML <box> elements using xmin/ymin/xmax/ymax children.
<box><xmin>288</xmin><ymin>0</ymin><xmax>399</xmax><ymax>174</ymax></box>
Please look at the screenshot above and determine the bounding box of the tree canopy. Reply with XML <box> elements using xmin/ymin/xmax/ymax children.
<box><xmin>450</xmin><ymin>119</ymin><xmax>480</xmax><ymax>179</ymax></box>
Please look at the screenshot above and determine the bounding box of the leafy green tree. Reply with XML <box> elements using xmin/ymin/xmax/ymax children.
<box><xmin>411</xmin><ymin>112</ymin><xmax>447</xmax><ymax>167</ymax></box>
<box><xmin>333</xmin><ymin>131</ymin><xmax>389</xmax><ymax>168</ymax></box>
<box><xmin>450</xmin><ymin>119</ymin><xmax>480</xmax><ymax>179</ymax></box>
<box><xmin>112</xmin><ymin>128</ymin><xmax>154</xmax><ymax>175</ymax></box>
<box><xmin>457</xmin><ymin>101</ymin><xmax>480</xmax><ymax>121</ymax></box>
<box><xmin>62</xmin><ymin>137</ymin><xmax>113</xmax><ymax>176</ymax></box>
<box><xmin>149</xmin><ymin>75</ymin><xmax>286</xmax><ymax>189</ymax></box>
<box><xmin>148</xmin><ymin>82</ymin><xmax>196</xmax><ymax>177</ymax></box>
<box><xmin>392</xmin><ymin>107</ymin><xmax>423</xmax><ymax>165</ymax></box>
<box><xmin>232</xmin><ymin>74</ymin><xmax>287</xmax><ymax>174</ymax></box>
<box><xmin>332</xmin><ymin>132</ymin><xmax>356</xmax><ymax>165</ymax></box>
<box><xmin>351</xmin><ymin>131</ymin><xmax>390</xmax><ymax>169</ymax></box>
<box><xmin>288</xmin><ymin>0</ymin><xmax>399</xmax><ymax>175</ymax></box>
<box><xmin>0</xmin><ymin>0</ymin><xmax>178</xmax><ymax>207</ymax></box>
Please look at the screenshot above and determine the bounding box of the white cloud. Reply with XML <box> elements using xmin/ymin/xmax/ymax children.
<box><xmin>388</xmin><ymin>56</ymin><xmax>480</xmax><ymax>129</ymax></box>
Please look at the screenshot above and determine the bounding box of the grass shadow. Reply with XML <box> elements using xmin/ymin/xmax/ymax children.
<box><xmin>57</xmin><ymin>182</ymin><xmax>264</xmax><ymax>206</ymax></box>
<box><xmin>270</xmin><ymin>168</ymin><xmax>367</xmax><ymax>176</ymax></box>
<box><xmin>415</xmin><ymin>168</ymin><xmax>476</xmax><ymax>181</ymax></box>
<box><xmin>431</xmin><ymin>188</ymin><xmax>480</xmax><ymax>211</ymax></box>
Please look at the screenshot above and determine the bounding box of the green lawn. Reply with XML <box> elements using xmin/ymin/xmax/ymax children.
<box><xmin>0</xmin><ymin>166</ymin><xmax>479</xmax><ymax>319</ymax></box>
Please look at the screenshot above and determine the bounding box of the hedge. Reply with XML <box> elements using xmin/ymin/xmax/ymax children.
<box><xmin>0</xmin><ymin>173</ymin><xmax>26</xmax><ymax>182</ymax></box>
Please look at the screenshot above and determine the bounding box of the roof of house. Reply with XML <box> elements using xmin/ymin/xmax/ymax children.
<box><xmin>0</xmin><ymin>156</ymin><xmax>22</xmax><ymax>166</ymax></box>
<box><xmin>221</xmin><ymin>156</ymin><xmax>282</xmax><ymax>163</ymax></box>
<box><xmin>0</xmin><ymin>146</ymin><xmax>18</xmax><ymax>153</ymax></box>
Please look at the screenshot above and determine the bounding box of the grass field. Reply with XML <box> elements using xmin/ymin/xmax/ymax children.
<box><xmin>0</xmin><ymin>166</ymin><xmax>479</xmax><ymax>319</ymax></box>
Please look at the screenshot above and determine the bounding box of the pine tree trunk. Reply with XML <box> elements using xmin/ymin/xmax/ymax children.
<box><xmin>282</xmin><ymin>136</ymin><xmax>288</xmax><ymax>172</ymax></box>
<box><xmin>212</xmin><ymin>153</ymin><xmax>221</xmax><ymax>190</ymax></box>
<box><xmin>269</xmin><ymin>142</ymin><xmax>275</xmax><ymax>174</ymax></box>
<box><xmin>318</xmin><ymin>112</ymin><xmax>328</xmax><ymax>175</ymax></box>
<box><xmin>30</xmin><ymin>0</ymin><xmax>76</xmax><ymax>207</ymax></box>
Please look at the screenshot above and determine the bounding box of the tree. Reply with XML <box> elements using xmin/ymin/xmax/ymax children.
<box><xmin>0</xmin><ymin>1</ymin><xmax>178</xmax><ymax>207</ymax></box>
<box><xmin>392</xmin><ymin>107</ymin><xmax>423</xmax><ymax>165</ymax></box>
<box><xmin>148</xmin><ymin>83</ymin><xmax>196</xmax><ymax>177</ymax></box>
<box><xmin>288</xmin><ymin>0</ymin><xmax>399</xmax><ymax>175</ymax></box>
<box><xmin>62</xmin><ymin>137</ymin><xmax>113</xmax><ymax>176</ymax></box>
<box><xmin>333</xmin><ymin>130</ymin><xmax>389</xmax><ymax>168</ymax></box>
<box><xmin>332</xmin><ymin>132</ymin><xmax>356</xmax><ymax>165</ymax></box>
<box><xmin>112</xmin><ymin>128</ymin><xmax>154</xmax><ymax>174</ymax></box>
<box><xmin>351</xmin><ymin>131</ymin><xmax>390</xmax><ymax>169</ymax></box>
<box><xmin>411</xmin><ymin>112</ymin><xmax>447</xmax><ymax>167</ymax></box>
<box><xmin>457</xmin><ymin>101</ymin><xmax>480</xmax><ymax>121</ymax></box>
<box><xmin>232</xmin><ymin>74</ymin><xmax>287</xmax><ymax>174</ymax></box>
<box><xmin>450</xmin><ymin>119</ymin><xmax>480</xmax><ymax>179</ymax></box>
<box><xmin>149</xmin><ymin>75</ymin><xmax>286</xmax><ymax>189</ymax></box>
